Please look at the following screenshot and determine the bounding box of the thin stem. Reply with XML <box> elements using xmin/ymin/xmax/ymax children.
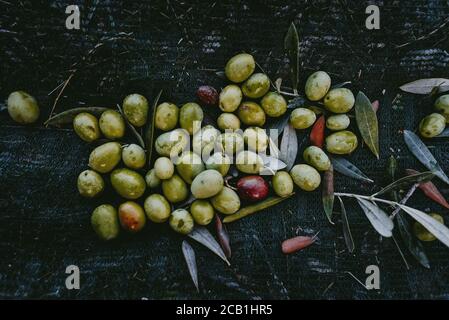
<box><xmin>390</xmin><ymin>184</ymin><xmax>418</xmax><ymax>218</ymax></box>
<box><xmin>334</xmin><ymin>192</ymin><xmax>398</xmax><ymax>207</ymax></box>
<box><xmin>392</xmin><ymin>235</ymin><xmax>410</xmax><ymax>270</ymax></box>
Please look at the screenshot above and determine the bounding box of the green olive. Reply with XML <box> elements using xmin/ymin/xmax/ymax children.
<box><xmin>243</xmin><ymin>127</ymin><xmax>268</xmax><ymax>152</ymax></box>
<box><xmin>303</xmin><ymin>146</ymin><xmax>331</xmax><ymax>171</ymax></box>
<box><xmin>190</xmin><ymin>200</ymin><xmax>214</xmax><ymax>225</ymax></box>
<box><xmin>272</xmin><ymin>171</ymin><xmax>294</xmax><ymax>197</ymax></box>
<box><xmin>225</xmin><ymin>53</ymin><xmax>255</xmax><ymax>83</ymax></box>
<box><xmin>290</xmin><ymin>108</ymin><xmax>316</xmax><ymax>129</ymax></box>
<box><xmin>218</xmin><ymin>132</ymin><xmax>244</xmax><ymax>155</ymax></box>
<box><xmin>155</xmin><ymin>102</ymin><xmax>179</xmax><ymax>131</ymax></box>
<box><xmin>326</xmin><ymin>114</ymin><xmax>350</xmax><ymax>131</ymax></box>
<box><xmin>261</xmin><ymin>92</ymin><xmax>287</xmax><ymax>117</ymax></box>
<box><xmin>7</xmin><ymin>91</ymin><xmax>40</xmax><ymax>124</ymax></box>
<box><xmin>435</xmin><ymin>94</ymin><xmax>449</xmax><ymax>123</ymax></box>
<box><xmin>325</xmin><ymin>130</ymin><xmax>358</xmax><ymax>155</ymax></box>
<box><xmin>241</xmin><ymin>73</ymin><xmax>270</xmax><ymax>98</ymax></box>
<box><xmin>122</xmin><ymin>144</ymin><xmax>146</xmax><ymax>169</ymax></box>
<box><xmin>169</xmin><ymin>209</ymin><xmax>194</xmax><ymax>235</ymax></box>
<box><xmin>91</xmin><ymin>204</ymin><xmax>120</xmax><ymax>240</ymax></box>
<box><xmin>175</xmin><ymin>151</ymin><xmax>205</xmax><ymax>184</ymax></box>
<box><xmin>118</xmin><ymin>201</ymin><xmax>146</xmax><ymax>233</ymax></box>
<box><xmin>155</xmin><ymin>129</ymin><xmax>189</xmax><ymax>157</ymax></box>
<box><xmin>237</xmin><ymin>101</ymin><xmax>266</xmax><ymax>126</ymax></box>
<box><xmin>179</xmin><ymin>102</ymin><xmax>204</xmax><ymax>135</ymax></box>
<box><xmin>162</xmin><ymin>174</ymin><xmax>189</xmax><ymax>203</ymax></box>
<box><xmin>110</xmin><ymin>168</ymin><xmax>146</xmax><ymax>200</ymax></box>
<box><xmin>122</xmin><ymin>93</ymin><xmax>149</xmax><ymax>127</ymax></box>
<box><xmin>154</xmin><ymin>157</ymin><xmax>175</xmax><ymax>180</ymax></box>
<box><xmin>211</xmin><ymin>187</ymin><xmax>241</xmax><ymax>215</ymax></box>
<box><xmin>419</xmin><ymin>113</ymin><xmax>446</xmax><ymax>138</ymax></box>
<box><xmin>144</xmin><ymin>194</ymin><xmax>171</xmax><ymax>223</ymax></box>
<box><xmin>236</xmin><ymin>150</ymin><xmax>264</xmax><ymax>174</ymax></box>
<box><xmin>73</xmin><ymin>112</ymin><xmax>100</xmax><ymax>142</ymax></box>
<box><xmin>191</xmin><ymin>169</ymin><xmax>224</xmax><ymax>199</ymax></box>
<box><xmin>99</xmin><ymin>110</ymin><xmax>125</xmax><ymax>139</ymax></box>
<box><xmin>88</xmin><ymin>142</ymin><xmax>121</xmax><ymax>173</ymax></box>
<box><xmin>413</xmin><ymin>213</ymin><xmax>444</xmax><ymax>241</ymax></box>
<box><xmin>77</xmin><ymin>170</ymin><xmax>104</xmax><ymax>198</ymax></box>
<box><xmin>290</xmin><ymin>164</ymin><xmax>321</xmax><ymax>191</ymax></box>
<box><xmin>192</xmin><ymin>125</ymin><xmax>220</xmax><ymax>154</ymax></box>
<box><xmin>304</xmin><ymin>71</ymin><xmax>331</xmax><ymax>101</ymax></box>
<box><xmin>219</xmin><ymin>84</ymin><xmax>242</xmax><ymax>112</ymax></box>
<box><xmin>324</xmin><ymin>88</ymin><xmax>355</xmax><ymax>113</ymax></box>
<box><xmin>205</xmin><ymin>152</ymin><xmax>231</xmax><ymax>176</ymax></box>
<box><xmin>201</xmin><ymin>141</ymin><xmax>224</xmax><ymax>162</ymax></box>
<box><xmin>217</xmin><ymin>113</ymin><xmax>241</xmax><ymax>131</ymax></box>
<box><xmin>145</xmin><ymin>169</ymin><xmax>161</xmax><ymax>189</ymax></box>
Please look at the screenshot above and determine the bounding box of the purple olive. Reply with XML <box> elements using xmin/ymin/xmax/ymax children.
<box><xmin>236</xmin><ymin>175</ymin><xmax>269</xmax><ymax>202</ymax></box>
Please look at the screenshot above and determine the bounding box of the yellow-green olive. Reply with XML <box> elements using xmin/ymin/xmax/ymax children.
<box><xmin>419</xmin><ymin>113</ymin><xmax>446</xmax><ymax>138</ymax></box>
<box><xmin>261</xmin><ymin>92</ymin><xmax>287</xmax><ymax>117</ymax></box>
<box><xmin>110</xmin><ymin>168</ymin><xmax>146</xmax><ymax>199</ymax></box>
<box><xmin>99</xmin><ymin>110</ymin><xmax>125</xmax><ymax>139</ymax></box>
<box><xmin>118</xmin><ymin>201</ymin><xmax>146</xmax><ymax>233</ymax></box>
<box><xmin>169</xmin><ymin>209</ymin><xmax>194</xmax><ymax>235</ymax></box>
<box><xmin>325</xmin><ymin>130</ymin><xmax>358</xmax><ymax>155</ymax></box>
<box><xmin>225</xmin><ymin>53</ymin><xmax>255</xmax><ymax>83</ymax></box>
<box><xmin>236</xmin><ymin>150</ymin><xmax>264</xmax><ymax>174</ymax></box>
<box><xmin>155</xmin><ymin>102</ymin><xmax>179</xmax><ymax>131</ymax></box>
<box><xmin>303</xmin><ymin>146</ymin><xmax>331</xmax><ymax>171</ymax></box>
<box><xmin>77</xmin><ymin>170</ymin><xmax>104</xmax><ymax>198</ymax></box>
<box><xmin>218</xmin><ymin>132</ymin><xmax>244</xmax><ymax>155</ymax></box>
<box><xmin>272</xmin><ymin>171</ymin><xmax>294</xmax><ymax>197</ymax></box>
<box><xmin>145</xmin><ymin>169</ymin><xmax>161</xmax><ymax>189</ymax></box>
<box><xmin>7</xmin><ymin>91</ymin><xmax>40</xmax><ymax>124</ymax></box>
<box><xmin>413</xmin><ymin>213</ymin><xmax>444</xmax><ymax>241</ymax></box>
<box><xmin>191</xmin><ymin>169</ymin><xmax>224</xmax><ymax>199</ymax></box>
<box><xmin>179</xmin><ymin>102</ymin><xmax>203</xmax><ymax>135</ymax></box>
<box><xmin>91</xmin><ymin>204</ymin><xmax>120</xmax><ymax>240</ymax></box>
<box><xmin>154</xmin><ymin>157</ymin><xmax>175</xmax><ymax>180</ymax></box>
<box><xmin>217</xmin><ymin>113</ymin><xmax>241</xmax><ymax>131</ymax></box>
<box><xmin>175</xmin><ymin>152</ymin><xmax>205</xmax><ymax>184</ymax></box>
<box><xmin>326</xmin><ymin>114</ymin><xmax>350</xmax><ymax>131</ymax></box>
<box><xmin>237</xmin><ymin>101</ymin><xmax>266</xmax><ymax>126</ymax></box>
<box><xmin>122</xmin><ymin>144</ymin><xmax>146</xmax><ymax>169</ymax></box>
<box><xmin>211</xmin><ymin>187</ymin><xmax>240</xmax><ymax>214</ymax></box>
<box><xmin>205</xmin><ymin>152</ymin><xmax>231</xmax><ymax>176</ymax></box>
<box><xmin>162</xmin><ymin>174</ymin><xmax>189</xmax><ymax>203</ymax></box>
<box><xmin>201</xmin><ymin>141</ymin><xmax>223</xmax><ymax>162</ymax></box>
<box><xmin>243</xmin><ymin>127</ymin><xmax>268</xmax><ymax>152</ymax></box>
<box><xmin>290</xmin><ymin>164</ymin><xmax>321</xmax><ymax>191</ymax></box>
<box><xmin>155</xmin><ymin>129</ymin><xmax>189</xmax><ymax>157</ymax></box>
<box><xmin>122</xmin><ymin>93</ymin><xmax>149</xmax><ymax>127</ymax></box>
<box><xmin>304</xmin><ymin>71</ymin><xmax>331</xmax><ymax>101</ymax></box>
<box><xmin>73</xmin><ymin>112</ymin><xmax>100</xmax><ymax>142</ymax></box>
<box><xmin>192</xmin><ymin>125</ymin><xmax>220</xmax><ymax>153</ymax></box>
<box><xmin>88</xmin><ymin>142</ymin><xmax>121</xmax><ymax>173</ymax></box>
<box><xmin>435</xmin><ymin>94</ymin><xmax>449</xmax><ymax>123</ymax></box>
<box><xmin>324</xmin><ymin>88</ymin><xmax>355</xmax><ymax>113</ymax></box>
<box><xmin>144</xmin><ymin>194</ymin><xmax>171</xmax><ymax>223</ymax></box>
<box><xmin>290</xmin><ymin>108</ymin><xmax>316</xmax><ymax>129</ymax></box>
<box><xmin>242</xmin><ymin>73</ymin><xmax>270</xmax><ymax>98</ymax></box>
<box><xmin>190</xmin><ymin>200</ymin><xmax>214</xmax><ymax>225</ymax></box>
<box><xmin>219</xmin><ymin>85</ymin><xmax>242</xmax><ymax>112</ymax></box>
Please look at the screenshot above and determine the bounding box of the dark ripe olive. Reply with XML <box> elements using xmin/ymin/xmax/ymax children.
<box><xmin>236</xmin><ymin>175</ymin><xmax>269</xmax><ymax>202</ymax></box>
<box><xmin>197</xmin><ymin>85</ymin><xmax>218</xmax><ymax>106</ymax></box>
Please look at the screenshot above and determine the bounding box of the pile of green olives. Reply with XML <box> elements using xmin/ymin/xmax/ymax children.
<box><xmin>418</xmin><ymin>94</ymin><xmax>449</xmax><ymax>138</ymax></box>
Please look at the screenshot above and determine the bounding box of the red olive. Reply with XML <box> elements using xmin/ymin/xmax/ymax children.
<box><xmin>197</xmin><ymin>85</ymin><xmax>218</xmax><ymax>106</ymax></box>
<box><xmin>236</xmin><ymin>175</ymin><xmax>269</xmax><ymax>202</ymax></box>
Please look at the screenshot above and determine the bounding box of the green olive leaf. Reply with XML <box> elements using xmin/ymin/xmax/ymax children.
<box><xmin>355</xmin><ymin>91</ymin><xmax>380</xmax><ymax>159</ymax></box>
<box><xmin>330</xmin><ymin>156</ymin><xmax>374</xmax><ymax>183</ymax></box>
<box><xmin>373</xmin><ymin>171</ymin><xmax>435</xmax><ymax>196</ymax></box>
<box><xmin>279</xmin><ymin>123</ymin><xmax>298</xmax><ymax>171</ymax></box>
<box><xmin>403</xmin><ymin>130</ymin><xmax>449</xmax><ymax>185</ymax></box>
<box><xmin>356</xmin><ymin>198</ymin><xmax>394</xmax><ymax>237</ymax></box>
<box><xmin>145</xmin><ymin>90</ymin><xmax>163</xmax><ymax>167</ymax></box>
<box><xmin>181</xmin><ymin>240</ymin><xmax>199</xmax><ymax>292</ymax></box>
<box><xmin>338</xmin><ymin>197</ymin><xmax>355</xmax><ymax>254</ymax></box>
<box><xmin>44</xmin><ymin>107</ymin><xmax>110</xmax><ymax>127</ymax></box>
<box><xmin>400</xmin><ymin>78</ymin><xmax>449</xmax><ymax>95</ymax></box>
<box><xmin>116</xmin><ymin>104</ymin><xmax>145</xmax><ymax>149</ymax></box>
<box><xmin>188</xmin><ymin>227</ymin><xmax>230</xmax><ymax>266</ymax></box>
<box><xmin>284</xmin><ymin>22</ymin><xmax>300</xmax><ymax>92</ymax></box>
<box><xmin>322</xmin><ymin>166</ymin><xmax>334</xmax><ymax>224</ymax></box>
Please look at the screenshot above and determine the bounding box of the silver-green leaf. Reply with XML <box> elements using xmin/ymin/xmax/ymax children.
<box><xmin>280</xmin><ymin>123</ymin><xmax>298</xmax><ymax>171</ymax></box>
<box><xmin>355</xmin><ymin>91</ymin><xmax>380</xmax><ymax>159</ymax></box>
<box><xmin>188</xmin><ymin>227</ymin><xmax>230</xmax><ymax>266</ymax></box>
<box><xmin>357</xmin><ymin>198</ymin><xmax>394</xmax><ymax>237</ymax></box>
<box><xmin>182</xmin><ymin>240</ymin><xmax>199</xmax><ymax>292</ymax></box>
<box><xmin>400</xmin><ymin>78</ymin><xmax>449</xmax><ymax>95</ymax></box>
<box><xmin>331</xmin><ymin>157</ymin><xmax>374</xmax><ymax>183</ymax></box>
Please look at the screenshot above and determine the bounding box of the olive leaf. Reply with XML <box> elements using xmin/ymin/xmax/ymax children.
<box><xmin>330</xmin><ymin>157</ymin><xmax>374</xmax><ymax>183</ymax></box>
<box><xmin>322</xmin><ymin>166</ymin><xmax>334</xmax><ymax>224</ymax></box>
<box><xmin>44</xmin><ymin>107</ymin><xmax>110</xmax><ymax>127</ymax></box>
<box><xmin>356</xmin><ymin>198</ymin><xmax>394</xmax><ymax>237</ymax></box>
<box><xmin>269</xmin><ymin>136</ymin><xmax>280</xmax><ymax>159</ymax></box>
<box><xmin>0</xmin><ymin>102</ymin><xmax>7</xmax><ymax>112</ymax></box>
<box><xmin>331</xmin><ymin>81</ymin><xmax>351</xmax><ymax>89</ymax></box>
<box><xmin>355</xmin><ymin>91</ymin><xmax>380</xmax><ymax>159</ymax></box>
<box><xmin>287</xmin><ymin>96</ymin><xmax>306</xmax><ymax>109</ymax></box>
<box><xmin>260</xmin><ymin>154</ymin><xmax>287</xmax><ymax>171</ymax></box>
<box><xmin>145</xmin><ymin>90</ymin><xmax>163</xmax><ymax>166</ymax></box>
<box><xmin>182</xmin><ymin>240</ymin><xmax>199</xmax><ymax>292</ymax></box>
<box><xmin>275</xmin><ymin>78</ymin><xmax>283</xmax><ymax>93</ymax></box>
<box><xmin>436</xmin><ymin>127</ymin><xmax>449</xmax><ymax>138</ymax></box>
<box><xmin>338</xmin><ymin>197</ymin><xmax>354</xmax><ymax>254</ymax></box>
<box><xmin>279</xmin><ymin>123</ymin><xmax>298</xmax><ymax>171</ymax></box>
<box><xmin>403</xmin><ymin>130</ymin><xmax>449</xmax><ymax>185</ymax></box>
<box><xmin>215</xmin><ymin>214</ymin><xmax>231</xmax><ymax>259</ymax></box>
<box><xmin>400</xmin><ymin>78</ymin><xmax>449</xmax><ymax>95</ymax></box>
<box><xmin>372</xmin><ymin>171</ymin><xmax>435</xmax><ymax>196</ymax></box>
<box><xmin>266</xmin><ymin>111</ymin><xmax>291</xmax><ymax>137</ymax></box>
<box><xmin>188</xmin><ymin>227</ymin><xmax>230</xmax><ymax>266</ymax></box>
<box><xmin>284</xmin><ymin>22</ymin><xmax>300</xmax><ymax>92</ymax></box>
<box><xmin>116</xmin><ymin>104</ymin><xmax>145</xmax><ymax>149</ymax></box>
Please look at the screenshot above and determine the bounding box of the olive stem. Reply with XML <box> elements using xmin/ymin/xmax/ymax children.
<box><xmin>334</xmin><ymin>192</ymin><xmax>400</xmax><ymax>208</ymax></box>
<box><xmin>390</xmin><ymin>184</ymin><xmax>419</xmax><ymax>218</ymax></box>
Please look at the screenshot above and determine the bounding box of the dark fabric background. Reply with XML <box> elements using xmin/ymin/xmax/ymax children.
<box><xmin>1</xmin><ymin>0</ymin><xmax>449</xmax><ymax>299</ymax></box>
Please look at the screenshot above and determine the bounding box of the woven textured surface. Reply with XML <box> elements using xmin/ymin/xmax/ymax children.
<box><xmin>1</xmin><ymin>0</ymin><xmax>449</xmax><ymax>299</ymax></box>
